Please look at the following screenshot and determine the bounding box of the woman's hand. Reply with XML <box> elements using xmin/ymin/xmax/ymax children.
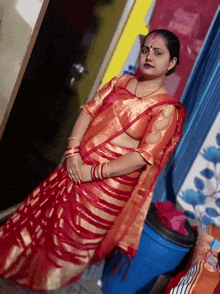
<box><xmin>66</xmin><ymin>157</ymin><xmax>94</xmax><ymax>183</ymax></box>
<box><xmin>66</xmin><ymin>155</ymin><xmax>83</xmax><ymax>184</ymax></box>
<box><xmin>80</xmin><ymin>165</ymin><xmax>94</xmax><ymax>182</ymax></box>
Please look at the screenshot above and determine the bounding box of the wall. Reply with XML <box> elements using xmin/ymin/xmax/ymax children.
<box><xmin>0</xmin><ymin>0</ymin><xmax>49</xmax><ymax>138</ymax></box>
<box><xmin>79</xmin><ymin>0</ymin><xmax>156</xmax><ymax>104</ymax></box>
<box><xmin>152</xmin><ymin>6</ymin><xmax>220</xmax><ymax>224</ymax></box>
<box><xmin>177</xmin><ymin>113</ymin><xmax>220</xmax><ymax>227</ymax></box>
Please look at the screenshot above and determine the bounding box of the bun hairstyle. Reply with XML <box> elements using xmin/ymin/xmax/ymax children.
<box><xmin>142</xmin><ymin>29</ymin><xmax>180</xmax><ymax>76</ymax></box>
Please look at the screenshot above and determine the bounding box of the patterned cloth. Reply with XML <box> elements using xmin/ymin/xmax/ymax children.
<box><xmin>178</xmin><ymin>126</ymin><xmax>220</xmax><ymax>228</ymax></box>
<box><xmin>165</xmin><ymin>226</ymin><xmax>220</xmax><ymax>294</ymax></box>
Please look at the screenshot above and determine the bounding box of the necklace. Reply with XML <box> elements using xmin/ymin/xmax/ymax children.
<box><xmin>134</xmin><ymin>80</ymin><xmax>164</xmax><ymax>99</ymax></box>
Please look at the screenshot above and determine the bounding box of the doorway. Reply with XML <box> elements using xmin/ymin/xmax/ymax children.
<box><xmin>0</xmin><ymin>0</ymin><xmax>113</xmax><ymax>210</ymax></box>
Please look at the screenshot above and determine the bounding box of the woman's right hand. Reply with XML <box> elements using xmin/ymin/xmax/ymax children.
<box><xmin>66</xmin><ymin>155</ymin><xmax>83</xmax><ymax>184</ymax></box>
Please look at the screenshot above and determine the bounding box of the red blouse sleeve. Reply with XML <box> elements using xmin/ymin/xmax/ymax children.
<box><xmin>81</xmin><ymin>76</ymin><xmax>119</xmax><ymax>119</ymax></box>
<box><xmin>135</xmin><ymin>104</ymin><xmax>178</xmax><ymax>165</ymax></box>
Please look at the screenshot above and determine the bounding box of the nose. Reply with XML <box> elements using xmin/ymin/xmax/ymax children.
<box><xmin>145</xmin><ymin>49</ymin><xmax>153</xmax><ymax>61</ymax></box>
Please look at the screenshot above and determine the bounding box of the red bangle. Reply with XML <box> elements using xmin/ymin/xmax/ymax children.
<box><xmin>66</xmin><ymin>146</ymin><xmax>80</xmax><ymax>150</ymax></box>
<box><xmin>65</xmin><ymin>151</ymin><xmax>80</xmax><ymax>156</ymax></box>
<box><xmin>65</xmin><ymin>147</ymin><xmax>80</xmax><ymax>159</ymax></box>
<box><xmin>91</xmin><ymin>164</ymin><xmax>107</xmax><ymax>181</ymax></box>
<box><xmin>66</xmin><ymin>150</ymin><xmax>80</xmax><ymax>155</ymax></box>
<box><xmin>92</xmin><ymin>165</ymin><xmax>99</xmax><ymax>180</ymax></box>
<box><xmin>95</xmin><ymin>166</ymin><xmax>99</xmax><ymax>180</ymax></box>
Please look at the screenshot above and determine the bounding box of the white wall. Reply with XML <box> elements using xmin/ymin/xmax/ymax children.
<box><xmin>0</xmin><ymin>0</ymin><xmax>49</xmax><ymax>138</ymax></box>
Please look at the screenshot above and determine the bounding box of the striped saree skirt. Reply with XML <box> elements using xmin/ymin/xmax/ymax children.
<box><xmin>0</xmin><ymin>142</ymin><xmax>140</xmax><ymax>290</ymax></box>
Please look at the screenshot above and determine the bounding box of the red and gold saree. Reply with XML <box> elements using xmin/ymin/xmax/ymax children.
<box><xmin>0</xmin><ymin>75</ymin><xmax>186</xmax><ymax>290</ymax></box>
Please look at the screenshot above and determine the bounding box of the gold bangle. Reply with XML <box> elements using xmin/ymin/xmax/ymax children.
<box><xmin>68</xmin><ymin>137</ymin><xmax>82</xmax><ymax>142</ymax></box>
<box><xmin>105</xmin><ymin>163</ymin><xmax>110</xmax><ymax>178</ymax></box>
<box><xmin>98</xmin><ymin>164</ymin><xmax>101</xmax><ymax>179</ymax></box>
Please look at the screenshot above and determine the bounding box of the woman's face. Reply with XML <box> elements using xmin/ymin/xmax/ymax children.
<box><xmin>139</xmin><ymin>34</ymin><xmax>177</xmax><ymax>79</ymax></box>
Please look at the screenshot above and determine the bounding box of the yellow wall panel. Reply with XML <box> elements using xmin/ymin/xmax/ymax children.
<box><xmin>102</xmin><ymin>0</ymin><xmax>153</xmax><ymax>86</ymax></box>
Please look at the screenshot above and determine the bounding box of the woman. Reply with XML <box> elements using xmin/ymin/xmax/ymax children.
<box><xmin>0</xmin><ymin>29</ymin><xmax>186</xmax><ymax>290</ymax></box>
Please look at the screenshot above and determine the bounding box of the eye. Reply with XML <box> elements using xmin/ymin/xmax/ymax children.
<box><xmin>141</xmin><ymin>47</ymin><xmax>149</xmax><ymax>54</ymax></box>
<box><xmin>155</xmin><ymin>51</ymin><xmax>162</xmax><ymax>56</ymax></box>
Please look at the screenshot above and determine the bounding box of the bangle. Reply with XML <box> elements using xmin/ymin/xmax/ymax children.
<box><xmin>98</xmin><ymin>164</ymin><xmax>102</xmax><ymax>180</ymax></box>
<box><xmin>105</xmin><ymin>163</ymin><xmax>110</xmax><ymax>178</ymax></box>
<box><xmin>91</xmin><ymin>163</ymin><xmax>109</xmax><ymax>181</ymax></box>
<box><xmin>68</xmin><ymin>137</ymin><xmax>82</xmax><ymax>142</ymax></box>
<box><xmin>100</xmin><ymin>164</ymin><xmax>104</xmax><ymax>179</ymax></box>
<box><xmin>65</xmin><ymin>147</ymin><xmax>80</xmax><ymax>159</ymax></box>
<box><xmin>66</xmin><ymin>147</ymin><xmax>80</xmax><ymax>152</ymax></box>
<box><xmin>92</xmin><ymin>165</ymin><xmax>99</xmax><ymax>181</ymax></box>
<box><xmin>91</xmin><ymin>166</ymin><xmax>95</xmax><ymax>181</ymax></box>
<box><xmin>65</xmin><ymin>152</ymin><xmax>80</xmax><ymax>159</ymax></box>
<box><xmin>67</xmin><ymin>146</ymin><xmax>80</xmax><ymax>149</ymax></box>
<box><xmin>66</xmin><ymin>154</ymin><xmax>80</xmax><ymax>159</ymax></box>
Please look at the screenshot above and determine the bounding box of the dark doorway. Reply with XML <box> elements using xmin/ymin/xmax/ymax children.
<box><xmin>0</xmin><ymin>0</ymin><xmax>112</xmax><ymax>211</ymax></box>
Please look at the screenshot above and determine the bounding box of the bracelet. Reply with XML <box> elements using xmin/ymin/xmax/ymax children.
<box><xmin>68</xmin><ymin>137</ymin><xmax>82</xmax><ymax>142</ymax></box>
<box><xmin>92</xmin><ymin>165</ymin><xmax>99</xmax><ymax>181</ymax></box>
<box><xmin>65</xmin><ymin>147</ymin><xmax>80</xmax><ymax>159</ymax></box>
<box><xmin>66</xmin><ymin>146</ymin><xmax>80</xmax><ymax>150</ymax></box>
<box><xmin>105</xmin><ymin>163</ymin><xmax>110</xmax><ymax>178</ymax></box>
<box><xmin>90</xmin><ymin>163</ymin><xmax>109</xmax><ymax>181</ymax></box>
<box><xmin>100</xmin><ymin>164</ymin><xmax>104</xmax><ymax>179</ymax></box>
<box><xmin>98</xmin><ymin>164</ymin><xmax>103</xmax><ymax>180</ymax></box>
<box><xmin>65</xmin><ymin>152</ymin><xmax>80</xmax><ymax>159</ymax></box>
<box><xmin>66</xmin><ymin>147</ymin><xmax>80</xmax><ymax>154</ymax></box>
<box><xmin>91</xmin><ymin>166</ymin><xmax>95</xmax><ymax>181</ymax></box>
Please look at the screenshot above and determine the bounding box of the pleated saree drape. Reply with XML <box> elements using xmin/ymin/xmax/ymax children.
<box><xmin>0</xmin><ymin>75</ymin><xmax>186</xmax><ymax>290</ymax></box>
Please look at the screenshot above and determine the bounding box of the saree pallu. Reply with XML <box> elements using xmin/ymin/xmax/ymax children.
<box><xmin>0</xmin><ymin>141</ymin><xmax>140</xmax><ymax>291</ymax></box>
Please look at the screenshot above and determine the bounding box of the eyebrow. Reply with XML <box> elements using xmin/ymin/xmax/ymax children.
<box><xmin>142</xmin><ymin>45</ymin><xmax>165</xmax><ymax>53</ymax></box>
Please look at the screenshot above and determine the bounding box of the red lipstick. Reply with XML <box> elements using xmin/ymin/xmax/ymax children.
<box><xmin>144</xmin><ymin>63</ymin><xmax>154</xmax><ymax>68</ymax></box>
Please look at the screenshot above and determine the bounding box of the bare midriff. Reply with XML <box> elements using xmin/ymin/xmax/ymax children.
<box><xmin>110</xmin><ymin>132</ymin><xmax>140</xmax><ymax>149</ymax></box>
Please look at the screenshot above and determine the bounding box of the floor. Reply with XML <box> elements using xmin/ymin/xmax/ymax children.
<box><xmin>0</xmin><ymin>261</ymin><xmax>170</xmax><ymax>294</ymax></box>
<box><xmin>0</xmin><ymin>263</ymin><xmax>103</xmax><ymax>294</ymax></box>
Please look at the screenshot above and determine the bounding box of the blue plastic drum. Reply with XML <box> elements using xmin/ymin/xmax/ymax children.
<box><xmin>102</xmin><ymin>203</ymin><xmax>197</xmax><ymax>294</ymax></box>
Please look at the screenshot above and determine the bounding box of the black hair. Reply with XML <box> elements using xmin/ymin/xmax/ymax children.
<box><xmin>142</xmin><ymin>29</ymin><xmax>180</xmax><ymax>76</ymax></box>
